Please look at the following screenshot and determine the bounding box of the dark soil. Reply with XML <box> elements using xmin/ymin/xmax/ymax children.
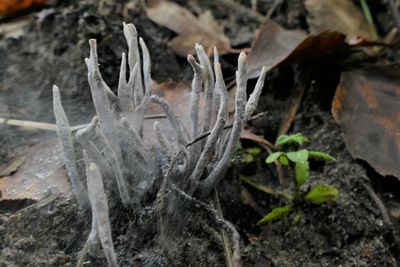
<box><xmin>1</xmin><ymin>0</ymin><xmax>400</xmax><ymax>266</ymax></box>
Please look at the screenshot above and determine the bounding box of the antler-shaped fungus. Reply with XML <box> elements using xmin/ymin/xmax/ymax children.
<box><xmin>53</xmin><ymin>22</ymin><xmax>266</xmax><ymax>266</ymax></box>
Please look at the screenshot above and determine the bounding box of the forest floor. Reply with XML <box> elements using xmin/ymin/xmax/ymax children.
<box><xmin>0</xmin><ymin>0</ymin><xmax>399</xmax><ymax>266</ymax></box>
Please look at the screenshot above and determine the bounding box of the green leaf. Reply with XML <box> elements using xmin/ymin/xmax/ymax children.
<box><xmin>304</xmin><ymin>184</ymin><xmax>339</xmax><ymax>204</ymax></box>
<box><xmin>248</xmin><ymin>147</ymin><xmax>262</xmax><ymax>157</ymax></box>
<box><xmin>266</xmin><ymin>152</ymin><xmax>284</xmax><ymax>163</ymax></box>
<box><xmin>278</xmin><ymin>154</ymin><xmax>289</xmax><ymax>166</ymax></box>
<box><xmin>244</xmin><ymin>147</ymin><xmax>262</xmax><ymax>163</ymax></box>
<box><xmin>286</xmin><ymin>149</ymin><xmax>309</xmax><ymax>163</ymax></box>
<box><xmin>276</xmin><ymin>133</ymin><xmax>309</xmax><ymax>146</ymax></box>
<box><xmin>309</xmin><ymin>151</ymin><xmax>336</xmax><ymax>161</ymax></box>
<box><xmin>257</xmin><ymin>205</ymin><xmax>293</xmax><ymax>225</ymax></box>
<box><xmin>275</xmin><ymin>135</ymin><xmax>290</xmax><ymax>145</ymax></box>
<box><xmin>295</xmin><ymin>161</ymin><xmax>309</xmax><ymax>188</ymax></box>
<box><xmin>235</xmin><ymin>143</ymin><xmax>243</xmax><ymax>153</ymax></box>
<box><xmin>244</xmin><ymin>154</ymin><xmax>255</xmax><ymax>164</ymax></box>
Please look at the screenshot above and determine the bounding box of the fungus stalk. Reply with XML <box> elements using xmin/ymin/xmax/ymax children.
<box><xmin>53</xmin><ymin>22</ymin><xmax>267</xmax><ymax>266</ymax></box>
<box><xmin>84</xmin><ymin>151</ymin><xmax>119</xmax><ymax>267</ymax></box>
<box><xmin>53</xmin><ymin>85</ymin><xmax>89</xmax><ymax>209</ymax></box>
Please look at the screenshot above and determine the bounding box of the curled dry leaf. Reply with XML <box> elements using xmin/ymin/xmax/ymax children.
<box><xmin>144</xmin><ymin>0</ymin><xmax>231</xmax><ymax>56</ymax></box>
<box><xmin>332</xmin><ymin>66</ymin><xmax>400</xmax><ymax>179</ymax></box>
<box><xmin>240</xmin><ymin>129</ymin><xmax>275</xmax><ymax>150</ymax></box>
<box><xmin>246</xmin><ymin>20</ymin><xmax>376</xmax><ymax>79</ymax></box>
<box><xmin>305</xmin><ymin>0</ymin><xmax>373</xmax><ymax>41</ymax></box>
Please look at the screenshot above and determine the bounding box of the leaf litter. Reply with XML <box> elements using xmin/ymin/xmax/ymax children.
<box><xmin>143</xmin><ymin>0</ymin><xmax>231</xmax><ymax>56</ymax></box>
<box><xmin>332</xmin><ymin>66</ymin><xmax>400</xmax><ymax>178</ymax></box>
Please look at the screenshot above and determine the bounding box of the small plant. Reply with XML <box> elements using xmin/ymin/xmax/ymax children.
<box><xmin>257</xmin><ymin>133</ymin><xmax>338</xmax><ymax>225</ymax></box>
<box><xmin>235</xmin><ymin>143</ymin><xmax>262</xmax><ymax>165</ymax></box>
<box><xmin>244</xmin><ymin>147</ymin><xmax>262</xmax><ymax>164</ymax></box>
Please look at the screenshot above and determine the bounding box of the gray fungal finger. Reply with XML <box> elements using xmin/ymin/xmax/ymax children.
<box><xmin>53</xmin><ymin>85</ymin><xmax>89</xmax><ymax>209</ymax></box>
<box><xmin>84</xmin><ymin>156</ymin><xmax>119</xmax><ymax>267</ymax></box>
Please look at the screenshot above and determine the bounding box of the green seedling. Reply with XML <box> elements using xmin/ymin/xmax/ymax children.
<box><xmin>244</xmin><ymin>147</ymin><xmax>262</xmax><ymax>164</ymax></box>
<box><xmin>257</xmin><ymin>133</ymin><xmax>338</xmax><ymax>226</ymax></box>
<box><xmin>235</xmin><ymin>143</ymin><xmax>262</xmax><ymax>164</ymax></box>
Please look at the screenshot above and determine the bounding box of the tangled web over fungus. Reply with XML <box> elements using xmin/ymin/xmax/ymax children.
<box><xmin>53</xmin><ymin>22</ymin><xmax>266</xmax><ymax>266</ymax></box>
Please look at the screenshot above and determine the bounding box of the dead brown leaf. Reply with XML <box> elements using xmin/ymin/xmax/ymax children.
<box><xmin>246</xmin><ymin>19</ymin><xmax>385</xmax><ymax>79</ymax></box>
<box><xmin>149</xmin><ymin>81</ymin><xmax>195</xmax><ymax>125</ymax></box>
<box><xmin>332</xmin><ymin>66</ymin><xmax>400</xmax><ymax>178</ymax></box>
<box><xmin>144</xmin><ymin>81</ymin><xmax>202</xmax><ymax>145</ymax></box>
<box><xmin>240</xmin><ymin>129</ymin><xmax>275</xmax><ymax>150</ymax></box>
<box><xmin>144</xmin><ymin>0</ymin><xmax>231</xmax><ymax>56</ymax></box>
<box><xmin>305</xmin><ymin>0</ymin><xmax>373</xmax><ymax>40</ymax></box>
<box><xmin>246</xmin><ymin>21</ymin><xmax>306</xmax><ymax>78</ymax></box>
<box><xmin>0</xmin><ymin>140</ymin><xmax>71</xmax><ymax>202</ymax></box>
<box><xmin>246</xmin><ymin>21</ymin><xmax>354</xmax><ymax>79</ymax></box>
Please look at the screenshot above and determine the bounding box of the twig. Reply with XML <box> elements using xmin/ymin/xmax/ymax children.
<box><xmin>187</xmin><ymin>125</ymin><xmax>233</xmax><ymax>147</ymax></box>
<box><xmin>263</xmin><ymin>0</ymin><xmax>283</xmax><ymax>23</ymax></box>
<box><xmin>240</xmin><ymin>129</ymin><xmax>275</xmax><ymax>150</ymax></box>
<box><xmin>0</xmin><ymin>114</ymin><xmax>166</xmax><ymax>131</ymax></box>
<box><xmin>0</xmin><ymin>118</ymin><xmax>58</xmax><ymax>131</ymax></box>
<box><xmin>274</xmin><ymin>67</ymin><xmax>311</xmax><ymax>185</ymax></box>
<box><xmin>360</xmin><ymin>181</ymin><xmax>400</xmax><ymax>252</ymax></box>
<box><xmin>361</xmin><ymin>182</ymin><xmax>391</xmax><ymax>225</ymax></box>
<box><xmin>144</xmin><ymin>114</ymin><xmax>168</xmax><ymax>119</ymax></box>
<box><xmin>277</xmin><ymin>68</ymin><xmax>308</xmax><ymax>138</ymax></box>
<box><xmin>76</xmin><ymin>241</ymin><xmax>89</xmax><ymax>267</ymax></box>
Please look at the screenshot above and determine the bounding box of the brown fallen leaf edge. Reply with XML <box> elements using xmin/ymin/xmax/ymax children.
<box><xmin>247</xmin><ymin>20</ymin><xmax>387</xmax><ymax>79</ymax></box>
